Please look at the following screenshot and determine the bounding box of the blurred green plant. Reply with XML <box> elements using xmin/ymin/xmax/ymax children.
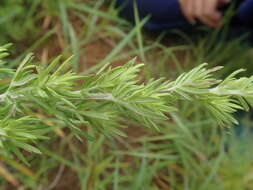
<box><xmin>0</xmin><ymin>0</ymin><xmax>74</xmax><ymax>42</ymax></box>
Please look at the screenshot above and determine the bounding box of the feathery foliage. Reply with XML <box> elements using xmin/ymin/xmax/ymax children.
<box><xmin>1</xmin><ymin>44</ymin><xmax>253</xmax><ymax>163</ymax></box>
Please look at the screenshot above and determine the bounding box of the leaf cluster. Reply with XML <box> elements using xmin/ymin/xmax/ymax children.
<box><xmin>1</xmin><ymin>44</ymin><xmax>253</xmax><ymax>162</ymax></box>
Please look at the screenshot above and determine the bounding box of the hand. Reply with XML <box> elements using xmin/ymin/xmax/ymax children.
<box><xmin>179</xmin><ymin>0</ymin><xmax>230</xmax><ymax>28</ymax></box>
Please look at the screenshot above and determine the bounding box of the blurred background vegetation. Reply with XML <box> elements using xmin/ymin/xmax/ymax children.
<box><xmin>1</xmin><ymin>0</ymin><xmax>253</xmax><ymax>189</ymax></box>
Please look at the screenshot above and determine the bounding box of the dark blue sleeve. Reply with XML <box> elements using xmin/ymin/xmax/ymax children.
<box><xmin>116</xmin><ymin>0</ymin><xmax>192</xmax><ymax>31</ymax></box>
<box><xmin>237</xmin><ymin>0</ymin><xmax>253</xmax><ymax>26</ymax></box>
